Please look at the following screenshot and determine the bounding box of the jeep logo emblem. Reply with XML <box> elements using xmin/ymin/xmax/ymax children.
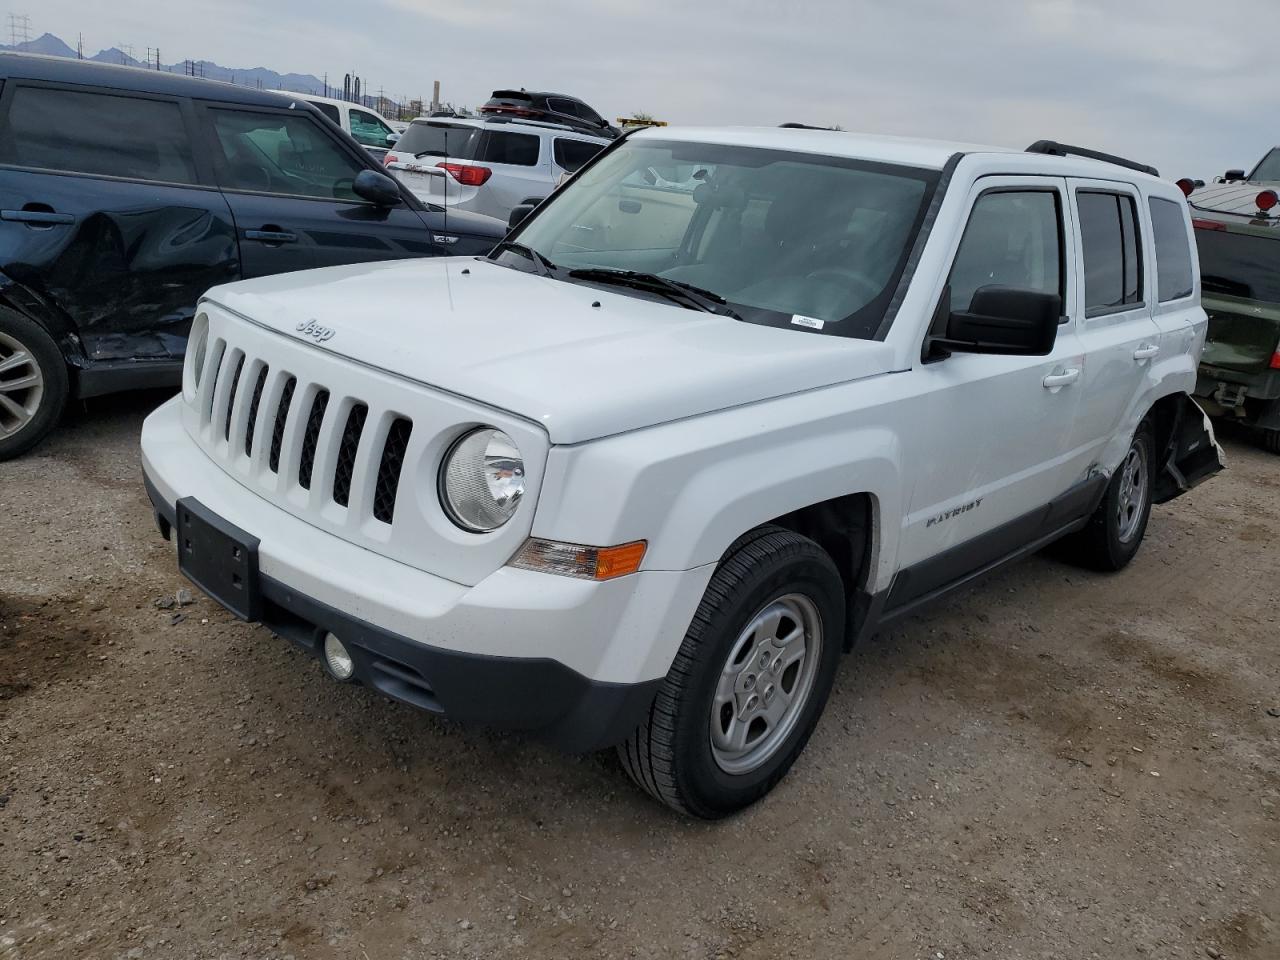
<box><xmin>295</xmin><ymin>319</ymin><xmax>335</xmax><ymax>343</ymax></box>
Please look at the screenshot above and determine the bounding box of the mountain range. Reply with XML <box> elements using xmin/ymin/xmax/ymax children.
<box><xmin>0</xmin><ymin>31</ymin><xmax>335</xmax><ymax>99</ymax></box>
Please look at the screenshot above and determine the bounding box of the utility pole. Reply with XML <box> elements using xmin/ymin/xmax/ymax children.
<box><xmin>76</xmin><ymin>33</ymin><xmax>83</xmax><ymax>58</ymax></box>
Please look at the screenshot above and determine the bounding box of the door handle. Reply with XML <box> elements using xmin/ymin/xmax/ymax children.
<box><xmin>244</xmin><ymin>229</ymin><xmax>298</xmax><ymax>244</ymax></box>
<box><xmin>1</xmin><ymin>209</ymin><xmax>75</xmax><ymax>225</ymax></box>
<box><xmin>1133</xmin><ymin>343</ymin><xmax>1160</xmax><ymax>361</ymax></box>
<box><xmin>1042</xmin><ymin>368</ymin><xmax>1081</xmax><ymax>389</ymax></box>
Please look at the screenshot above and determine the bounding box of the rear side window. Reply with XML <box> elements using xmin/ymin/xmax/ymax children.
<box><xmin>1148</xmin><ymin>198</ymin><xmax>1194</xmax><ymax>302</ymax></box>
<box><xmin>948</xmin><ymin>190</ymin><xmax>1062</xmax><ymax>314</ymax></box>
<box><xmin>553</xmin><ymin>138</ymin><xmax>602</xmax><ymax>173</ymax></box>
<box><xmin>0</xmin><ymin>86</ymin><xmax>196</xmax><ymax>184</ymax></box>
<box><xmin>1077</xmin><ymin>191</ymin><xmax>1143</xmax><ymax>315</ymax></box>
<box><xmin>348</xmin><ymin>108</ymin><xmax>393</xmax><ymax>148</ymax></box>
<box><xmin>311</xmin><ymin>102</ymin><xmax>341</xmax><ymax>125</ymax></box>
<box><xmin>477</xmin><ymin>131</ymin><xmax>539</xmax><ymax>166</ymax></box>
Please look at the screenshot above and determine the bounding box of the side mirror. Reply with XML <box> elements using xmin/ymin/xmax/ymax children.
<box><xmin>508</xmin><ymin>202</ymin><xmax>537</xmax><ymax>231</ymax></box>
<box><xmin>352</xmin><ymin>169</ymin><xmax>403</xmax><ymax>207</ymax></box>
<box><xmin>386</xmin><ymin>132</ymin><xmax>401</xmax><ymax>145</ymax></box>
<box><xmin>926</xmin><ymin>286</ymin><xmax>1062</xmax><ymax>360</ymax></box>
<box><xmin>1224</xmin><ymin>169</ymin><xmax>1246</xmax><ymax>181</ymax></box>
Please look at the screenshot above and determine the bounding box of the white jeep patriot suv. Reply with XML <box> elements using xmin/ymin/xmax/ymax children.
<box><xmin>141</xmin><ymin>128</ymin><xmax>1223</xmax><ymax>818</ymax></box>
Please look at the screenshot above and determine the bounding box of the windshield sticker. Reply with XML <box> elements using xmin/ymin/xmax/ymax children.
<box><xmin>791</xmin><ymin>315</ymin><xmax>825</xmax><ymax>330</ymax></box>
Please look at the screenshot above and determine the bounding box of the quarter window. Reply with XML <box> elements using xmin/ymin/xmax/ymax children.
<box><xmin>1077</xmin><ymin>191</ymin><xmax>1143</xmax><ymax>315</ymax></box>
<box><xmin>948</xmin><ymin>190</ymin><xmax>1062</xmax><ymax>314</ymax></box>
<box><xmin>208</xmin><ymin>109</ymin><xmax>365</xmax><ymax>201</ymax></box>
<box><xmin>0</xmin><ymin>86</ymin><xmax>196</xmax><ymax>184</ymax></box>
<box><xmin>1148</xmin><ymin>197</ymin><xmax>1194</xmax><ymax>302</ymax></box>
<box><xmin>553</xmin><ymin>138</ymin><xmax>602</xmax><ymax>173</ymax></box>
<box><xmin>311</xmin><ymin>102</ymin><xmax>341</xmax><ymax>125</ymax></box>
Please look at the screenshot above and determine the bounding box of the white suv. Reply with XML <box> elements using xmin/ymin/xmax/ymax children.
<box><xmin>141</xmin><ymin>128</ymin><xmax>1223</xmax><ymax>818</ymax></box>
<box><xmin>382</xmin><ymin>116</ymin><xmax>608</xmax><ymax>220</ymax></box>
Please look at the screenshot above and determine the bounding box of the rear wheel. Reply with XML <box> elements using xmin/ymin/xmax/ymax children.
<box><xmin>617</xmin><ymin>526</ymin><xmax>844</xmax><ymax>818</ymax></box>
<box><xmin>1262</xmin><ymin>429</ymin><xmax>1280</xmax><ymax>455</ymax></box>
<box><xmin>0</xmin><ymin>310</ymin><xmax>68</xmax><ymax>461</ymax></box>
<box><xmin>1061</xmin><ymin>420</ymin><xmax>1155</xmax><ymax>572</ymax></box>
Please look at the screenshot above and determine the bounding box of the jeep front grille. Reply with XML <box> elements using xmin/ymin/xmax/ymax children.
<box><xmin>197</xmin><ymin>342</ymin><xmax>412</xmax><ymax>527</ymax></box>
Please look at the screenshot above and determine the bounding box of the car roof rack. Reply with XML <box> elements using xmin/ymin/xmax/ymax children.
<box><xmin>779</xmin><ymin>122</ymin><xmax>839</xmax><ymax>131</ymax></box>
<box><xmin>480</xmin><ymin>115</ymin><xmax>584</xmax><ymax>135</ymax></box>
<box><xmin>1026</xmin><ymin>140</ymin><xmax>1159</xmax><ymax>178</ymax></box>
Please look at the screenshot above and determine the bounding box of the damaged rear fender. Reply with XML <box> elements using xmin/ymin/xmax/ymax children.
<box><xmin>1152</xmin><ymin>395</ymin><xmax>1226</xmax><ymax>505</ymax></box>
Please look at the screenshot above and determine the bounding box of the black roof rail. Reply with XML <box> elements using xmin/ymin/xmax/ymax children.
<box><xmin>1026</xmin><ymin>140</ymin><xmax>1159</xmax><ymax>178</ymax></box>
<box><xmin>779</xmin><ymin>122</ymin><xmax>839</xmax><ymax>131</ymax></box>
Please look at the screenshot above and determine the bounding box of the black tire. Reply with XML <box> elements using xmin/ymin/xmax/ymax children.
<box><xmin>1262</xmin><ymin>430</ymin><xmax>1280</xmax><ymax>456</ymax></box>
<box><xmin>1060</xmin><ymin>420</ymin><xmax>1156</xmax><ymax>572</ymax></box>
<box><xmin>617</xmin><ymin>525</ymin><xmax>845</xmax><ymax>818</ymax></box>
<box><xmin>0</xmin><ymin>309</ymin><xmax>69</xmax><ymax>461</ymax></box>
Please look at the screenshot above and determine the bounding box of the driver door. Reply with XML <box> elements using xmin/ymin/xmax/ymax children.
<box><xmin>197</xmin><ymin>102</ymin><xmax>438</xmax><ymax>278</ymax></box>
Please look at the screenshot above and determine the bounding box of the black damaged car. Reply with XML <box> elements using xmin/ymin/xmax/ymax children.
<box><xmin>0</xmin><ymin>53</ymin><xmax>505</xmax><ymax>459</ymax></box>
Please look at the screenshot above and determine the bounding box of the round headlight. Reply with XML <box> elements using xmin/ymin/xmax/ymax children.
<box><xmin>440</xmin><ymin>427</ymin><xmax>525</xmax><ymax>532</ymax></box>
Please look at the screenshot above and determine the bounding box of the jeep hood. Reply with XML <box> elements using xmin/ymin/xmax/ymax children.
<box><xmin>205</xmin><ymin>258</ymin><xmax>896</xmax><ymax>443</ymax></box>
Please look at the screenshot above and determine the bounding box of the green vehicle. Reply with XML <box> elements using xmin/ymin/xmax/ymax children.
<box><xmin>1187</xmin><ymin>183</ymin><xmax>1280</xmax><ymax>453</ymax></box>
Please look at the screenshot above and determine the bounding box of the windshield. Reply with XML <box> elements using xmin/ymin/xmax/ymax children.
<box><xmin>394</xmin><ymin>122</ymin><xmax>480</xmax><ymax>158</ymax></box>
<box><xmin>1196</xmin><ymin>224</ymin><xmax>1280</xmax><ymax>303</ymax></box>
<box><xmin>1249</xmin><ymin>148</ymin><xmax>1280</xmax><ymax>182</ymax></box>
<box><xmin>507</xmin><ymin>139</ymin><xmax>940</xmax><ymax>338</ymax></box>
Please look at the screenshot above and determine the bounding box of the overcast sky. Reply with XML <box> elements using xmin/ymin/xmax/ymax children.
<box><xmin>16</xmin><ymin>0</ymin><xmax>1278</xmax><ymax>179</ymax></box>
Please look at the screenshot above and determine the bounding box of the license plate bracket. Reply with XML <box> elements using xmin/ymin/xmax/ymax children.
<box><xmin>176</xmin><ymin>497</ymin><xmax>261</xmax><ymax>621</ymax></box>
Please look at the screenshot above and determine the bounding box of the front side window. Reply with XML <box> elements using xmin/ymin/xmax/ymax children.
<box><xmin>509</xmin><ymin>139</ymin><xmax>939</xmax><ymax>339</ymax></box>
<box><xmin>348</xmin><ymin>108</ymin><xmax>393</xmax><ymax>148</ymax></box>
<box><xmin>1077</xmin><ymin>191</ymin><xmax>1143</xmax><ymax>315</ymax></box>
<box><xmin>553</xmin><ymin>138</ymin><xmax>602</xmax><ymax>173</ymax></box>
<box><xmin>208</xmin><ymin>109</ymin><xmax>364</xmax><ymax>201</ymax></box>
<box><xmin>1148</xmin><ymin>197</ymin><xmax>1194</xmax><ymax>302</ymax></box>
<box><xmin>0</xmin><ymin>86</ymin><xmax>195</xmax><ymax>184</ymax></box>
<box><xmin>948</xmin><ymin>190</ymin><xmax>1062</xmax><ymax>314</ymax></box>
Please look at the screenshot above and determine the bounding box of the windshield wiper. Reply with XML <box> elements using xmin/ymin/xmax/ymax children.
<box><xmin>413</xmin><ymin>149</ymin><xmax>446</xmax><ymax>158</ymax></box>
<box><xmin>566</xmin><ymin>268</ymin><xmax>740</xmax><ymax>318</ymax></box>
<box><xmin>490</xmin><ymin>240</ymin><xmax>558</xmax><ymax>277</ymax></box>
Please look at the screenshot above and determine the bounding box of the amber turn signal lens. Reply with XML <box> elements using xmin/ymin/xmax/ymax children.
<box><xmin>510</xmin><ymin>538</ymin><xmax>647</xmax><ymax>581</ymax></box>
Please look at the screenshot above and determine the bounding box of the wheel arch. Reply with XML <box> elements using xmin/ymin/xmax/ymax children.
<box><xmin>0</xmin><ymin>274</ymin><xmax>85</xmax><ymax>368</ymax></box>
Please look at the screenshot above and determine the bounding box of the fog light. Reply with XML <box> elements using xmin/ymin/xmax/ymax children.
<box><xmin>322</xmin><ymin>632</ymin><xmax>355</xmax><ymax>681</ymax></box>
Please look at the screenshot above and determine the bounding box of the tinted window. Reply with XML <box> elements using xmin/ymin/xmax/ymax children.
<box><xmin>1250</xmin><ymin>148</ymin><xmax>1280</xmax><ymax>181</ymax></box>
<box><xmin>547</xmin><ymin>97</ymin><xmax>580</xmax><ymax>119</ymax></box>
<box><xmin>477</xmin><ymin>131</ymin><xmax>539</xmax><ymax>166</ymax></box>
<box><xmin>1149</xmin><ymin>198</ymin><xmax>1194</xmax><ymax>302</ymax></box>
<box><xmin>392</xmin><ymin>122</ymin><xmax>480</xmax><ymax>159</ymax></box>
<box><xmin>554</xmin><ymin>138</ymin><xmax>602</xmax><ymax>173</ymax></box>
<box><xmin>348</xmin><ymin>108</ymin><xmax>393</xmax><ymax>148</ymax></box>
<box><xmin>311</xmin><ymin>102</ymin><xmax>341</xmax><ymax>125</ymax></box>
<box><xmin>209</xmin><ymin>110</ymin><xmax>365</xmax><ymax>201</ymax></box>
<box><xmin>0</xmin><ymin>86</ymin><xmax>195</xmax><ymax>184</ymax></box>
<box><xmin>948</xmin><ymin>191</ymin><xmax>1062</xmax><ymax>313</ymax></box>
<box><xmin>1078</xmin><ymin>191</ymin><xmax>1143</xmax><ymax>315</ymax></box>
<box><xmin>1195</xmin><ymin>225</ymin><xmax>1280</xmax><ymax>304</ymax></box>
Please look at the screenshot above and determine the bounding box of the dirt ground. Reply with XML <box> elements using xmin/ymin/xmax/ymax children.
<box><xmin>1</xmin><ymin>392</ymin><xmax>1277</xmax><ymax>960</ymax></box>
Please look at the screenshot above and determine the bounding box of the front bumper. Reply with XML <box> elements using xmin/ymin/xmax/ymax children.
<box><xmin>141</xmin><ymin>397</ymin><xmax>711</xmax><ymax>752</ymax></box>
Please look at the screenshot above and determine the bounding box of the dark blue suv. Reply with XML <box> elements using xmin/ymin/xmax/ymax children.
<box><xmin>0</xmin><ymin>53</ymin><xmax>504</xmax><ymax>459</ymax></box>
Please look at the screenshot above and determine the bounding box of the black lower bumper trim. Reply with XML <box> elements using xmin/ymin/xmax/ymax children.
<box><xmin>142</xmin><ymin>470</ymin><xmax>659</xmax><ymax>753</ymax></box>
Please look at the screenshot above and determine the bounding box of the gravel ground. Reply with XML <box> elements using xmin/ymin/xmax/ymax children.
<box><xmin>1</xmin><ymin>392</ymin><xmax>1277</xmax><ymax>960</ymax></box>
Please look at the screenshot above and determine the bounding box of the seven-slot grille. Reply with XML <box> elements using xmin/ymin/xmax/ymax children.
<box><xmin>196</xmin><ymin>339</ymin><xmax>413</xmax><ymax>526</ymax></box>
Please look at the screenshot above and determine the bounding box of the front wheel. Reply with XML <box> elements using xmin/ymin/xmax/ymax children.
<box><xmin>617</xmin><ymin>526</ymin><xmax>844</xmax><ymax>818</ymax></box>
<box><xmin>0</xmin><ymin>310</ymin><xmax>69</xmax><ymax>461</ymax></box>
<box><xmin>1262</xmin><ymin>429</ymin><xmax>1280</xmax><ymax>456</ymax></box>
<box><xmin>1061</xmin><ymin>420</ymin><xmax>1155</xmax><ymax>572</ymax></box>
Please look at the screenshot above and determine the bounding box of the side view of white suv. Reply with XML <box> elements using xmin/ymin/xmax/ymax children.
<box><xmin>141</xmin><ymin>127</ymin><xmax>1223</xmax><ymax>818</ymax></box>
<box><xmin>382</xmin><ymin>116</ymin><xmax>609</xmax><ymax>220</ymax></box>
